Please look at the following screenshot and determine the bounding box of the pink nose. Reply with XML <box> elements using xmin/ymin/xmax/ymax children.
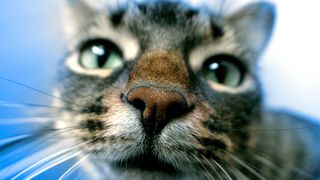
<box><xmin>126</xmin><ymin>87</ymin><xmax>189</xmax><ymax>137</ymax></box>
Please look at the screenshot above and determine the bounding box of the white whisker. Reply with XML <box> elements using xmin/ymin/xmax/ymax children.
<box><xmin>181</xmin><ymin>153</ymin><xmax>193</xmax><ymax>173</ymax></box>
<box><xmin>79</xmin><ymin>153</ymin><xmax>111</xmax><ymax>179</ymax></box>
<box><xmin>200</xmin><ymin>155</ymin><xmax>223</xmax><ymax>180</ymax></box>
<box><xmin>0</xmin><ymin>102</ymin><xmax>29</xmax><ymax>108</ymax></box>
<box><xmin>230</xmin><ymin>167</ymin><xmax>250</xmax><ymax>180</ymax></box>
<box><xmin>211</xmin><ymin>159</ymin><xmax>232</xmax><ymax>180</ymax></box>
<box><xmin>11</xmin><ymin>141</ymin><xmax>86</xmax><ymax>180</ymax></box>
<box><xmin>0</xmin><ymin>102</ymin><xmax>63</xmax><ymax>109</ymax></box>
<box><xmin>290</xmin><ymin>167</ymin><xmax>314</xmax><ymax>178</ymax></box>
<box><xmin>0</xmin><ymin>117</ymin><xmax>52</xmax><ymax>125</ymax></box>
<box><xmin>0</xmin><ymin>77</ymin><xmax>82</xmax><ymax>108</ymax></box>
<box><xmin>11</xmin><ymin>149</ymin><xmax>72</xmax><ymax>179</ymax></box>
<box><xmin>0</xmin><ymin>140</ymin><xmax>73</xmax><ymax>177</ymax></box>
<box><xmin>25</xmin><ymin>150</ymin><xmax>82</xmax><ymax>179</ymax></box>
<box><xmin>225</xmin><ymin>152</ymin><xmax>265</xmax><ymax>180</ymax></box>
<box><xmin>191</xmin><ymin>153</ymin><xmax>215</xmax><ymax>180</ymax></box>
<box><xmin>0</xmin><ymin>134</ymin><xmax>32</xmax><ymax>146</ymax></box>
<box><xmin>58</xmin><ymin>155</ymin><xmax>89</xmax><ymax>180</ymax></box>
<box><xmin>253</xmin><ymin>154</ymin><xmax>278</xmax><ymax>171</ymax></box>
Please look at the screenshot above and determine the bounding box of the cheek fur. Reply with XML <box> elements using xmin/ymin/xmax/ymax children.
<box><xmin>157</xmin><ymin>99</ymin><xmax>234</xmax><ymax>162</ymax></box>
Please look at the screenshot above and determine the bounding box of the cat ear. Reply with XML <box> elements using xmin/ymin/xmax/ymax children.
<box><xmin>63</xmin><ymin>0</ymin><xmax>98</xmax><ymax>36</ymax></box>
<box><xmin>227</xmin><ymin>2</ymin><xmax>276</xmax><ymax>57</ymax></box>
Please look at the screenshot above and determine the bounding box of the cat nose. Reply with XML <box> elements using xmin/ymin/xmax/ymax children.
<box><xmin>126</xmin><ymin>87</ymin><xmax>189</xmax><ymax>137</ymax></box>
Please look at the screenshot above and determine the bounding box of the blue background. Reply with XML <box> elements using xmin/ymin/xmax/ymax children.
<box><xmin>0</xmin><ymin>2</ymin><xmax>67</xmax><ymax>178</ymax></box>
<box><xmin>0</xmin><ymin>1</ymin><xmax>63</xmax><ymax>117</ymax></box>
<box><xmin>0</xmin><ymin>2</ymin><xmax>66</xmax><ymax>154</ymax></box>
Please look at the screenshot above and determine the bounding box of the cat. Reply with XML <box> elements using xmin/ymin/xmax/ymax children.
<box><xmin>1</xmin><ymin>0</ymin><xmax>320</xmax><ymax>179</ymax></box>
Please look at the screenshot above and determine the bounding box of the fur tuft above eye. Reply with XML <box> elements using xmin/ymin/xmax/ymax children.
<box><xmin>202</xmin><ymin>55</ymin><xmax>246</xmax><ymax>88</ymax></box>
<box><xmin>79</xmin><ymin>39</ymin><xmax>124</xmax><ymax>70</ymax></box>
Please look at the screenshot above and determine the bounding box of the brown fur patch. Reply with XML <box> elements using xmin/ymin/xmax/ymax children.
<box><xmin>183</xmin><ymin>100</ymin><xmax>234</xmax><ymax>160</ymax></box>
<box><xmin>126</xmin><ymin>50</ymin><xmax>190</xmax><ymax>91</ymax></box>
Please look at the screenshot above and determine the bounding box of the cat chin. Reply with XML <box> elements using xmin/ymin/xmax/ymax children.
<box><xmin>79</xmin><ymin>154</ymin><xmax>191</xmax><ymax>180</ymax></box>
<box><xmin>86</xmin><ymin>135</ymin><xmax>196</xmax><ymax>177</ymax></box>
<box><xmin>104</xmin><ymin>159</ymin><xmax>201</xmax><ymax>180</ymax></box>
<box><xmin>106</xmin><ymin>168</ymin><xmax>190</xmax><ymax>180</ymax></box>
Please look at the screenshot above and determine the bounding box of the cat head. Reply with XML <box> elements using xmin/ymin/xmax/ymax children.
<box><xmin>55</xmin><ymin>0</ymin><xmax>275</xmax><ymax>178</ymax></box>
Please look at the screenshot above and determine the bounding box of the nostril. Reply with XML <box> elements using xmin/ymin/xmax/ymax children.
<box><xmin>125</xmin><ymin>86</ymin><xmax>192</xmax><ymax>137</ymax></box>
<box><xmin>120</xmin><ymin>92</ymin><xmax>125</xmax><ymax>102</ymax></box>
<box><xmin>130</xmin><ymin>98</ymin><xmax>146</xmax><ymax>111</ymax></box>
<box><xmin>165</xmin><ymin>101</ymin><xmax>188</xmax><ymax>119</ymax></box>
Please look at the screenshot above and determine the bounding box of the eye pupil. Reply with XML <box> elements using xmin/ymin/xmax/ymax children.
<box><xmin>209</xmin><ymin>62</ymin><xmax>227</xmax><ymax>83</ymax></box>
<box><xmin>91</xmin><ymin>45</ymin><xmax>109</xmax><ymax>68</ymax></box>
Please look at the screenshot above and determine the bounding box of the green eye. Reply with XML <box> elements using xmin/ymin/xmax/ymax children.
<box><xmin>79</xmin><ymin>39</ymin><xmax>124</xmax><ymax>69</ymax></box>
<box><xmin>202</xmin><ymin>55</ymin><xmax>245</xmax><ymax>87</ymax></box>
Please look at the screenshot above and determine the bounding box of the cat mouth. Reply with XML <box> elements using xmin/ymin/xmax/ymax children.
<box><xmin>111</xmin><ymin>152</ymin><xmax>180</xmax><ymax>174</ymax></box>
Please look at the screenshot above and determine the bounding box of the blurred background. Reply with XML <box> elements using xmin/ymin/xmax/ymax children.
<box><xmin>0</xmin><ymin>1</ymin><xmax>63</xmax><ymax>120</ymax></box>
<box><xmin>259</xmin><ymin>0</ymin><xmax>320</xmax><ymax>120</ymax></box>
<box><xmin>0</xmin><ymin>0</ymin><xmax>319</xmax><ymax>120</ymax></box>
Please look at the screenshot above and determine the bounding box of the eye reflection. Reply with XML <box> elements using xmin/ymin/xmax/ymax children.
<box><xmin>92</xmin><ymin>46</ymin><xmax>105</xmax><ymax>56</ymax></box>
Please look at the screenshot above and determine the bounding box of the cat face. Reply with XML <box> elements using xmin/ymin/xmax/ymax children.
<box><xmin>55</xmin><ymin>0</ymin><xmax>275</xmax><ymax>178</ymax></box>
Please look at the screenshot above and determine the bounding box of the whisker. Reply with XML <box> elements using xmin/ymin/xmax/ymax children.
<box><xmin>58</xmin><ymin>154</ymin><xmax>89</xmax><ymax>180</ymax></box>
<box><xmin>200</xmin><ymin>154</ymin><xmax>223</xmax><ymax>180</ymax></box>
<box><xmin>0</xmin><ymin>138</ymin><xmax>74</xmax><ymax>178</ymax></box>
<box><xmin>219</xmin><ymin>163</ymin><xmax>237</xmax><ymax>180</ymax></box>
<box><xmin>290</xmin><ymin>166</ymin><xmax>315</xmax><ymax>179</ymax></box>
<box><xmin>0</xmin><ymin>129</ymin><xmax>51</xmax><ymax>154</ymax></box>
<box><xmin>252</xmin><ymin>153</ymin><xmax>314</xmax><ymax>179</ymax></box>
<box><xmin>5</xmin><ymin>127</ymin><xmax>79</xmax><ymax>168</ymax></box>
<box><xmin>21</xmin><ymin>127</ymin><xmax>79</xmax><ymax>151</ymax></box>
<box><xmin>0</xmin><ymin>134</ymin><xmax>33</xmax><ymax>147</ymax></box>
<box><xmin>0</xmin><ymin>77</ymin><xmax>82</xmax><ymax>108</ymax></box>
<box><xmin>11</xmin><ymin>149</ymin><xmax>75</xmax><ymax>179</ymax></box>
<box><xmin>229</xmin><ymin>166</ymin><xmax>250</xmax><ymax>180</ymax></box>
<box><xmin>245</xmin><ymin>127</ymin><xmax>315</xmax><ymax>133</ymax></box>
<box><xmin>191</xmin><ymin>153</ymin><xmax>215</xmax><ymax>180</ymax></box>
<box><xmin>0</xmin><ymin>117</ymin><xmax>53</xmax><ymax>125</ymax></box>
<box><xmin>181</xmin><ymin>152</ymin><xmax>201</xmax><ymax>177</ymax></box>
<box><xmin>25</xmin><ymin>150</ymin><xmax>82</xmax><ymax>179</ymax></box>
<box><xmin>12</xmin><ymin>141</ymin><xmax>88</xmax><ymax>180</ymax></box>
<box><xmin>225</xmin><ymin>145</ymin><xmax>313</xmax><ymax>179</ymax></box>
<box><xmin>223</xmin><ymin>151</ymin><xmax>266</xmax><ymax>180</ymax></box>
<box><xmin>0</xmin><ymin>101</ymin><xmax>71</xmax><ymax>110</ymax></box>
<box><xmin>217</xmin><ymin>0</ymin><xmax>228</xmax><ymax>17</ymax></box>
<box><xmin>211</xmin><ymin>158</ymin><xmax>232</xmax><ymax>180</ymax></box>
<box><xmin>252</xmin><ymin>154</ymin><xmax>279</xmax><ymax>172</ymax></box>
<box><xmin>214</xmin><ymin>126</ymin><xmax>316</xmax><ymax>133</ymax></box>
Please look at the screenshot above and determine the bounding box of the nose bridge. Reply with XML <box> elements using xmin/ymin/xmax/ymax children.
<box><xmin>126</xmin><ymin>50</ymin><xmax>190</xmax><ymax>91</ymax></box>
<box><xmin>125</xmin><ymin>50</ymin><xmax>192</xmax><ymax>137</ymax></box>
